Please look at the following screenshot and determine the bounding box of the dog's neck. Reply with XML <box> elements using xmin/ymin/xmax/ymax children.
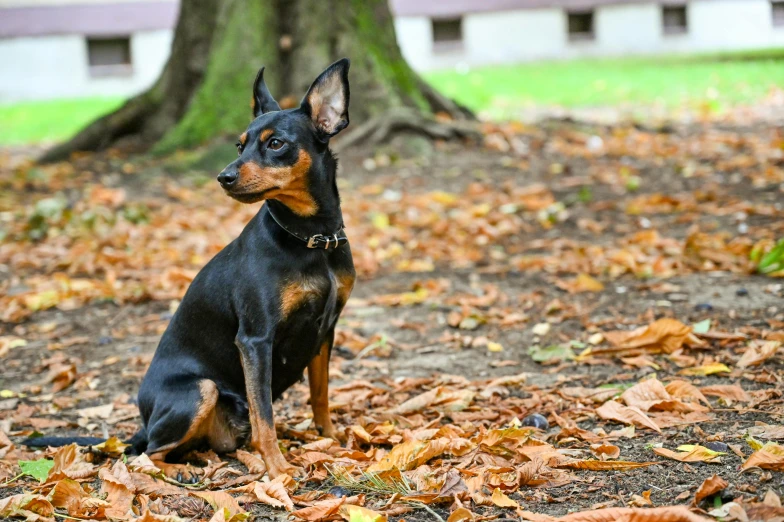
<box><xmin>264</xmin><ymin>150</ymin><xmax>343</xmax><ymax>242</ymax></box>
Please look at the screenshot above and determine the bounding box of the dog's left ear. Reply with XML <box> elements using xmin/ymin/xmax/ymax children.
<box><xmin>252</xmin><ymin>67</ymin><xmax>281</xmax><ymax>117</ymax></box>
<box><xmin>301</xmin><ymin>58</ymin><xmax>350</xmax><ymax>139</ymax></box>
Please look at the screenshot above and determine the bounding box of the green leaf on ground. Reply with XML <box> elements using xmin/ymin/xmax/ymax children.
<box><xmin>528</xmin><ymin>344</ymin><xmax>575</xmax><ymax>363</ymax></box>
<box><xmin>758</xmin><ymin>239</ymin><xmax>784</xmax><ymax>275</ymax></box>
<box><xmin>19</xmin><ymin>459</ymin><xmax>54</xmax><ymax>483</ymax></box>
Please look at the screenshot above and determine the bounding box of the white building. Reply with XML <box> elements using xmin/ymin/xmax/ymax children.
<box><xmin>0</xmin><ymin>0</ymin><xmax>177</xmax><ymax>102</ymax></box>
<box><xmin>393</xmin><ymin>0</ymin><xmax>784</xmax><ymax>71</ymax></box>
<box><xmin>1</xmin><ymin>0</ymin><xmax>784</xmax><ymax>102</ymax></box>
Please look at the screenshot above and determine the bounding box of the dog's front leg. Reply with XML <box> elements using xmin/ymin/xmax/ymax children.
<box><xmin>234</xmin><ymin>334</ymin><xmax>298</xmax><ymax>478</ymax></box>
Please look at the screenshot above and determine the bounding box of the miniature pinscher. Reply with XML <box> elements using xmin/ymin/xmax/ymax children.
<box><xmin>26</xmin><ymin>59</ymin><xmax>355</xmax><ymax>480</ymax></box>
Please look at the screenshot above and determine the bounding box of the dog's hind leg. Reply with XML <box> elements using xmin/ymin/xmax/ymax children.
<box><xmin>142</xmin><ymin>377</ymin><xmax>236</xmax><ymax>483</ymax></box>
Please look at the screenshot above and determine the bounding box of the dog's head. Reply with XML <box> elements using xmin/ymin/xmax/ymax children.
<box><xmin>217</xmin><ymin>59</ymin><xmax>350</xmax><ymax>216</ymax></box>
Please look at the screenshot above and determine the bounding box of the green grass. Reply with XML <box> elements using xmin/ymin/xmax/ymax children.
<box><xmin>0</xmin><ymin>97</ymin><xmax>125</xmax><ymax>145</ymax></box>
<box><xmin>425</xmin><ymin>49</ymin><xmax>784</xmax><ymax>118</ymax></box>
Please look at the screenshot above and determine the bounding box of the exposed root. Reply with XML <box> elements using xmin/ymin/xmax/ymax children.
<box><xmin>334</xmin><ymin>108</ymin><xmax>482</xmax><ymax>152</ymax></box>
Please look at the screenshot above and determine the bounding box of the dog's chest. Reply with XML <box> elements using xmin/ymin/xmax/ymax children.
<box><xmin>270</xmin><ymin>267</ymin><xmax>354</xmax><ymax>396</ymax></box>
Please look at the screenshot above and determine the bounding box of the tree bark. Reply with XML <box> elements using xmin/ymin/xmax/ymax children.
<box><xmin>40</xmin><ymin>0</ymin><xmax>471</xmax><ymax>163</ymax></box>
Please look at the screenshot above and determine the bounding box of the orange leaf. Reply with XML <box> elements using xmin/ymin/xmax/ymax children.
<box><xmin>590</xmin><ymin>443</ymin><xmax>621</xmax><ymax>460</ymax></box>
<box><xmin>559</xmin><ymin>505</ymin><xmax>711</xmax><ymax>521</ymax></box>
<box><xmin>621</xmin><ymin>378</ymin><xmax>700</xmax><ymax>413</ymax></box>
<box><xmin>596</xmin><ymin>400</ymin><xmax>661</xmax><ymax>432</ymax></box>
<box><xmin>693</xmin><ymin>475</ymin><xmax>728</xmax><ymax>506</ymax></box>
<box><xmin>601</xmin><ymin>318</ymin><xmax>693</xmax><ymax>355</ymax></box>
<box><xmin>235</xmin><ymin>450</ymin><xmax>266</xmax><ymax>474</ymax></box>
<box><xmin>447</xmin><ymin>507</ymin><xmax>476</xmax><ymax>522</ymax></box>
<box><xmin>291</xmin><ymin>497</ymin><xmax>345</xmax><ymax>521</ymax></box>
<box><xmin>741</xmin><ymin>442</ymin><xmax>784</xmax><ymax>472</ymax></box>
<box><xmin>253</xmin><ymin>476</ymin><xmax>295</xmax><ymax>511</ymax></box>
<box><xmin>556</xmin><ymin>460</ymin><xmax>656</xmax><ymax>471</ymax></box>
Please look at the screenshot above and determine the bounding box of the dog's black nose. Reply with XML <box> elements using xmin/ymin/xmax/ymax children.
<box><xmin>217</xmin><ymin>169</ymin><xmax>238</xmax><ymax>186</ymax></box>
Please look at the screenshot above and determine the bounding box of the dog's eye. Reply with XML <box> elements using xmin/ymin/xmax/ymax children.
<box><xmin>235</xmin><ymin>141</ymin><xmax>243</xmax><ymax>155</ymax></box>
<box><xmin>268</xmin><ymin>138</ymin><xmax>284</xmax><ymax>151</ymax></box>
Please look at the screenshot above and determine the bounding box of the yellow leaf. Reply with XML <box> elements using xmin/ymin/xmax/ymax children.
<box><xmin>491</xmin><ymin>488</ymin><xmax>519</xmax><ymax>508</ymax></box>
<box><xmin>654</xmin><ymin>445</ymin><xmax>723</xmax><ymax>463</ymax></box>
<box><xmin>487</xmin><ymin>342</ymin><xmax>504</xmax><ymax>352</ymax></box>
<box><xmin>339</xmin><ymin>504</ymin><xmax>387</xmax><ymax>522</ymax></box>
<box><xmin>679</xmin><ymin>363</ymin><xmax>731</xmax><ymax>376</ymax></box>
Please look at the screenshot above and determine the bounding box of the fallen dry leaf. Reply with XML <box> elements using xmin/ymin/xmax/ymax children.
<box><xmin>741</xmin><ymin>441</ymin><xmax>784</xmax><ymax>472</ymax></box>
<box><xmin>737</xmin><ymin>340</ymin><xmax>781</xmax><ymax>368</ymax></box>
<box><xmin>654</xmin><ymin>445</ymin><xmax>724</xmax><ymax>463</ymax></box>
<box><xmin>693</xmin><ymin>474</ymin><xmax>728</xmax><ymax>506</ymax></box>
<box><xmin>596</xmin><ymin>400</ymin><xmax>661</xmax><ymax>432</ymax></box>
<box><xmin>491</xmin><ymin>487</ymin><xmax>519</xmax><ymax>508</ymax></box>
<box><xmin>291</xmin><ymin>497</ymin><xmax>346</xmax><ymax>521</ymax></box>
<box><xmin>559</xmin><ymin>505</ymin><xmax>711</xmax><ymax>521</ymax></box>
<box><xmin>601</xmin><ymin>318</ymin><xmax>695</xmax><ymax>355</ymax></box>
<box><xmin>339</xmin><ymin>504</ymin><xmax>387</xmax><ymax>522</ymax></box>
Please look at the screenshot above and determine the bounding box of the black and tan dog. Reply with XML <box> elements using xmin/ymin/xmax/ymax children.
<box><xmin>27</xmin><ymin>59</ymin><xmax>355</xmax><ymax>479</ymax></box>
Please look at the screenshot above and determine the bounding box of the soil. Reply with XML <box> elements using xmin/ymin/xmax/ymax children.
<box><xmin>1</xmin><ymin>119</ymin><xmax>783</xmax><ymax>520</ymax></box>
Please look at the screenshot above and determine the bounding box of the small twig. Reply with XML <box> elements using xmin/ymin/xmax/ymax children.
<box><xmin>410</xmin><ymin>502</ymin><xmax>445</xmax><ymax>522</ymax></box>
<box><xmin>1</xmin><ymin>472</ymin><xmax>24</xmax><ymax>486</ymax></box>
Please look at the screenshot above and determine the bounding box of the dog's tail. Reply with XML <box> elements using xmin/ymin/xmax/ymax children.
<box><xmin>22</xmin><ymin>428</ymin><xmax>148</xmax><ymax>455</ymax></box>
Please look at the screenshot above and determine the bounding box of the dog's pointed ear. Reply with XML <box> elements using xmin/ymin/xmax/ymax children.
<box><xmin>252</xmin><ymin>67</ymin><xmax>281</xmax><ymax>117</ymax></box>
<box><xmin>300</xmin><ymin>58</ymin><xmax>350</xmax><ymax>139</ymax></box>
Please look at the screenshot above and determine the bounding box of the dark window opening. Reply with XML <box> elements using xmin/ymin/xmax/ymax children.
<box><xmin>568</xmin><ymin>11</ymin><xmax>595</xmax><ymax>42</ymax></box>
<box><xmin>773</xmin><ymin>1</ymin><xmax>784</xmax><ymax>27</ymax></box>
<box><xmin>87</xmin><ymin>37</ymin><xmax>132</xmax><ymax>77</ymax></box>
<box><xmin>432</xmin><ymin>17</ymin><xmax>463</xmax><ymax>51</ymax></box>
<box><xmin>662</xmin><ymin>5</ymin><xmax>688</xmax><ymax>35</ymax></box>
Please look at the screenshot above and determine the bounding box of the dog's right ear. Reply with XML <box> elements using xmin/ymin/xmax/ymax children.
<box><xmin>252</xmin><ymin>67</ymin><xmax>281</xmax><ymax>117</ymax></box>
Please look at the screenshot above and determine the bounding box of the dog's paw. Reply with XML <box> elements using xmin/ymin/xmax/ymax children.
<box><xmin>153</xmin><ymin>461</ymin><xmax>202</xmax><ymax>484</ymax></box>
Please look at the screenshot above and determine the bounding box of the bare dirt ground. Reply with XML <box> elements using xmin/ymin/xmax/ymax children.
<box><xmin>0</xmin><ymin>118</ymin><xmax>783</xmax><ymax>521</ymax></box>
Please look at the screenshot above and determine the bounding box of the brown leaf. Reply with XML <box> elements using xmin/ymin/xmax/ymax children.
<box><xmin>99</xmin><ymin>460</ymin><xmax>136</xmax><ymax>520</ymax></box>
<box><xmin>737</xmin><ymin>341</ymin><xmax>781</xmax><ymax>368</ymax></box>
<box><xmin>0</xmin><ymin>494</ymin><xmax>54</xmax><ymax>521</ymax></box>
<box><xmin>291</xmin><ymin>497</ymin><xmax>346</xmax><ymax>521</ymax></box>
<box><xmin>556</xmin><ymin>460</ymin><xmax>656</xmax><ymax>471</ymax></box>
<box><xmin>235</xmin><ymin>449</ymin><xmax>266</xmax><ymax>474</ymax></box>
<box><xmin>693</xmin><ymin>475</ymin><xmax>728</xmax><ymax>506</ymax></box>
<box><xmin>741</xmin><ymin>442</ymin><xmax>784</xmax><ymax>472</ymax></box>
<box><xmin>596</xmin><ymin>400</ymin><xmax>661</xmax><ymax>432</ymax></box>
<box><xmin>665</xmin><ymin>380</ymin><xmax>710</xmax><ymax>407</ymax></box>
<box><xmin>447</xmin><ymin>507</ymin><xmax>475</xmax><ymax>522</ymax></box>
<box><xmin>46</xmin><ymin>443</ymin><xmax>97</xmax><ymax>482</ymax></box>
<box><xmin>601</xmin><ymin>318</ymin><xmax>694</xmax><ymax>355</ymax></box>
<box><xmin>699</xmin><ymin>385</ymin><xmax>750</xmax><ymax>403</ymax></box>
<box><xmin>590</xmin><ymin>444</ymin><xmax>621</xmax><ymax>460</ymax></box>
<box><xmin>252</xmin><ymin>476</ymin><xmax>295</xmax><ymax>511</ymax></box>
<box><xmin>621</xmin><ymin>378</ymin><xmax>701</xmax><ymax>412</ymax></box>
<box><xmin>746</xmin><ymin>425</ymin><xmax>784</xmax><ymax>440</ymax></box>
<box><xmin>559</xmin><ymin>505</ymin><xmax>711</xmax><ymax>521</ymax></box>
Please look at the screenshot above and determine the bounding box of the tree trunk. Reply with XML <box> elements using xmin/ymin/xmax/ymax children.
<box><xmin>41</xmin><ymin>0</ymin><xmax>471</xmax><ymax>163</ymax></box>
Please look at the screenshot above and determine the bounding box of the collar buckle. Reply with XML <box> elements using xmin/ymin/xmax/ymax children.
<box><xmin>306</xmin><ymin>234</ymin><xmax>325</xmax><ymax>249</ymax></box>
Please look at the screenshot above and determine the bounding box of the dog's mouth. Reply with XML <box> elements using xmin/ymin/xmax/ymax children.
<box><xmin>224</xmin><ymin>187</ymin><xmax>278</xmax><ymax>204</ymax></box>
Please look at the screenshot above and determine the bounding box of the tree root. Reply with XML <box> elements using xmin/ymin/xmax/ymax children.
<box><xmin>334</xmin><ymin>108</ymin><xmax>481</xmax><ymax>152</ymax></box>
